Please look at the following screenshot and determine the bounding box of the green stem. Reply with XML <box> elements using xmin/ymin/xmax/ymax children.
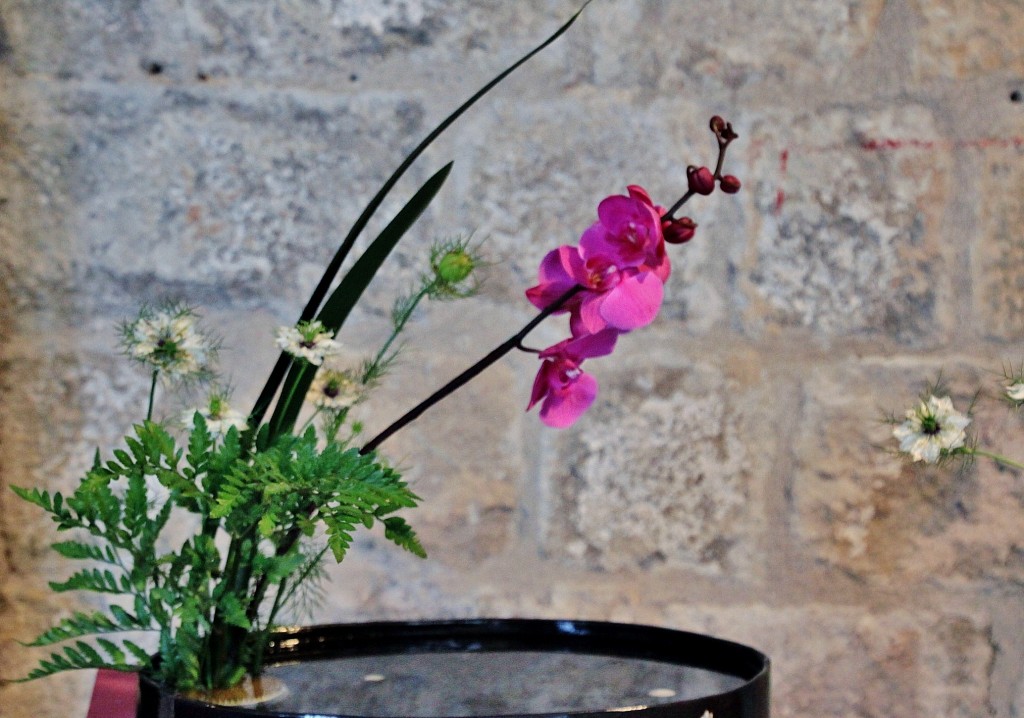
<box><xmin>968</xmin><ymin>448</ymin><xmax>1024</xmax><ymax>471</ymax></box>
<box><xmin>268</xmin><ymin>362</ymin><xmax>312</xmax><ymax>439</ymax></box>
<box><xmin>360</xmin><ymin>284</ymin><xmax>584</xmax><ymax>454</ymax></box>
<box><xmin>146</xmin><ymin>370</ymin><xmax>159</xmax><ymax>422</ymax></box>
<box><xmin>204</xmin><ymin>532</ymin><xmax>258</xmax><ymax>688</ymax></box>
<box><xmin>270</xmin><ymin>547</ymin><xmax>328</xmax><ymax>623</ymax></box>
<box><xmin>365</xmin><ymin>286</ymin><xmax>431</xmax><ymax>383</ymax></box>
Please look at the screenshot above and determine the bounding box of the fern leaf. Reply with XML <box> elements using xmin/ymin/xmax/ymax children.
<box><xmin>74</xmin><ymin>641</ymin><xmax>103</xmax><ymax>664</ymax></box>
<box><xmin>21</xmin><ymin>641</ymin><xmax>142</xmax><ymax>680</ymax></box>
<box><xmin>96</xmin><ymin>638</ymin><xmax>126</xmax><ymax>665</ymax></box>
<box><xmin>124</xmin><ymin>640</ymin><xmax>152</xmax><ymax>666</ymax></box>
<box><xmin>123</xmin><ymin>471</ymin><xmax>149</xmax><ymax>536</ymax></box>
<box><xmin>382</xmin><ymin>516</ymin><xmax>427</xmax><ymax>558</ymax></box>
<box><xmin>11</xmin><ymin>485</ymin><xmax>56</xmax><ymax>513</ymax></box>
<box><xmin>50</xmin><ymin>541</ymin><xmax>112</xmax><ymax>563</ymax></box>
<box><xmin>109</xmin><ymin>604</ymin><xmax>148</xmax><ymax>630</ymax></box>
<box><xmin>23</xmin><ymin>612</ymin><xmax>115</xmax><ymax>646</ymax></box>
<box><xmin>49</xmin><ymin>568</ymin><xmax>125</xmax><ymax>594</ymax></box>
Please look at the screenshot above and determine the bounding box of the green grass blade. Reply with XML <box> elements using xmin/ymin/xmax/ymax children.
<box><xmin>267</xmin><ymin>162</ymin><xmax>453</xmax><ymax>439</ymax></box>
<box><xmin>246</xmin><ymin>3</ymin><xmax>590</xmax><ymax>432</ymax></box>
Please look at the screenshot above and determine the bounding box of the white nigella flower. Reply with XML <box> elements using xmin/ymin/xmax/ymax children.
<box><xmin>275</xmin><ymin>320</ymin><xmax>341</xmax><ymax>366</ymax></box>
<box><xmin>122</xmin><ymin>304</ymin><xmax>213</xmax><ymax>380</ymax></box>
<box><xmin>1006</xmin><ymin>382</ymin><xmax>1024</xmax><ymax>402</ymax></box>
<box><xmin>892</xmin><ymin>394</ymin><xmax>970</xmax><ymax>464</ymax></box>
<box><xmin>182</xmin><ymin>392</ymin><xmax>248</xmax><ymax>439</ymax></box>
<box><xmin>307</xmin><ymin>368</ymin><xmax>362</xmax><ymax>410</ymax></box>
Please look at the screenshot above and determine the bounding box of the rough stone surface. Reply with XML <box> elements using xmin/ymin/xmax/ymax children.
<box><xmin>743</xmin><ymin>105</ymin><xmax>954</xmax><ymax>342</ymax></box>
<box><xmin>659</xmin><ymin>604</ymin><xmax>995</xmax><ymax>718</ymax></box>
<box><xmin>547</xmin><ymin>344</ymin><xmax>767</xmax><ymax>578</ymax></box>
<box><xmin>977</xmin><ymin>145</ymin><xmax>1024</xmax><ymax>340</ymax></box>
<box><xmin>793</xmin><ymin>360</ymin><xmax>1024</xmax><ymax>591</ymax></box>
<box><xmin>909</xmin><ymin>0</ymin><xmax>1024</xmax><ymax>81</ymax></box>
<box><xmin>3</xmin><ymin>1</ymin><xmax>1024</xmax><ymax>717</ymax></box>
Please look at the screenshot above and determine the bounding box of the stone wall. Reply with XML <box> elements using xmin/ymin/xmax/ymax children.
<box><xmin>1</xmin><ymin>1</ymin><xmax>1022</xmax><ymax>716</ymax></box>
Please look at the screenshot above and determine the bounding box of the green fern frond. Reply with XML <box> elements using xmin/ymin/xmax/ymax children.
<box><xmin>49</xmin><ymin>541</ymin><xmax>116</xmax><ymax>563</ymax></box>
<box><xmin>49</xmin><ymin>568</ymin><xmax>126</xmax><ymax>594</ymax></box>
<box><xmin>22</xmin><ymin>609</ymin><xmax>149</xmax><ymax>647</ymax></box>
<box><xmin>21</xmin><ymin>640</ymin><xmax>145</xmax><ymax>680</ymax></box>
<box><xmin>382</xmin><ymin>516</ymin><xmax>426</xmax><ymax>558</ymax></box>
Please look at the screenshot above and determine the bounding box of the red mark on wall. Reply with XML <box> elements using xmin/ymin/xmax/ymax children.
<box><xmin>860</xmin><ymin>136</ymin><xmax>1024</xmax><ymax>151</ymax></box>
<box><xmin>770</xmin><ymin>136</ymin><xmax>1024</xmax><ymax>217</ymax></box>
<box><xmin>774</xmin><ymin>149</ymin><xmax>789</xmax><ymax>215</ymax></box>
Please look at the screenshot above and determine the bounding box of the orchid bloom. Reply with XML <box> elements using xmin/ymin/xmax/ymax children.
<box><xmin>527</xmin><ymin>329</ymin><xmax>619</xmax><ymax>428</ymax></box>
<box><xmin>525</xmin><ymin>186</ymin><xmax>670</xmax><ymax>335</ymax></box>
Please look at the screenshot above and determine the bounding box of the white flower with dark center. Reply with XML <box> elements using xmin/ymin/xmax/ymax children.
<box><xmin>892</xmin><ymin>394</ymin><xmax>970</xmax><ymax>464</ymax></box>
<box><xmin>307</xmin><ymin>368</ymin><xmax>362</xmax><ymax>410</ymax></box>
<box><xmin>275</xmin><ymin>320</ymin><xmax>341</xmax><ymax>366</ymax></box>
<box><xmin>1006</xmin><ymin>382</ymin><xmax>1024</xmax><ymax>402</ymax></box>
<box><xmin>123</xmin><ymin>305</ymin><xmax>213</xmax><ymax>380</ymax></box>
<box><xmin>183</xmin><ymin>393</ymin><xmax>248</xmax><ymax>439</ymax></box>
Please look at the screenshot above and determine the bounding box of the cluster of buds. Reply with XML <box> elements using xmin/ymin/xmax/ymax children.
<box><xmin>662</xmin><ymin>115</ymin><xmax>741</xmax><ymax>245</ymax></box>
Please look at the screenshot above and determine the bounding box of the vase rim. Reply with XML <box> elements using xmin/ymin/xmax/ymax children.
<box><xmin>138</xmin><ymin>618</ymin><xmax>770</xmax><ymax>718</ymax></box>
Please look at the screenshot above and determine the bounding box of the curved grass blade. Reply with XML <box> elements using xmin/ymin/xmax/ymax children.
<box><xmin>267</xmin><ymin>162</ymin><xmax>453</xmax><ymax>440</ymax></box>
<box><xmin>247</xmin><ymin>2</ymin><xmax>591</xmax><ymax>432</ymax></box>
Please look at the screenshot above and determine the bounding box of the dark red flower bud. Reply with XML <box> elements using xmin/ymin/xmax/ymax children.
<box><xmin>709</xmin><ymin>115</ymin><xmax>727</xmax><ymax>133</ymax></box>
<box><xmin>719</xmin><ymin>174</ymin><xmax>742</xmax><ymax>194</ymax></box>
<box><xmin>662</xmin><ymin>216</ymin><xmax>697</xmax><ymax>244</ymax></box>
<box><xmin>687</xmin><ymin>166</ymin><xmax>715</xmax><ymax>195</ymax></box>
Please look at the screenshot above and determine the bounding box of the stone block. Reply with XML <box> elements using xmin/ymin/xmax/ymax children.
<box><xmin>909</xmin><ymin>0</ymin><xmax>1024</xmax><ymax>81</ymax></box>
<box><xmin>742</xmin><ymin>105</ymin><xmax>954</xmax><ymax>342</ymax></box>
<box><xmin>578</xmin><ymin>0</ymin><xmax>884</xmax><ymax>96</ymax></box>
<box><xmin>0</xmin><ymin>81</ymin><xmax>78</xmax><ymax>316</ymax></box>
<box><xmin>976</xmin><ymin>144</ymin><xmax>1024</xmax><ymax>340</ymax></box>
<box><xmin>0</xmin><ymin>0</ymin><xmax>192</xmax><ymax>81</ymax></box>
<box><xmin>792</xmin><ymin>359</ymin><xmax>1024</xmax><ymax>587</ymax></box>
<box><xmin>13</xmin><ymin>81</ymin><xmax>460</xmax><ymax>314</ymax></box>
<box><xmin>657</xmin><ymin>604</ymin><xmax>993</xmax><ymax>718</ymax></box>
<box><xmin>185</xmin><ymin>0</ymin><xmax>585</xmax><ymax>91</ymax></box>
<box><xmin>184</xmin><ymin>0</ymin><xmax>442</xmax><ymax>86</ymax></box>
<box><xmin>543</xmin><ymin>335</ymin><xmax>772</xmax><ymax>579</ymax></box>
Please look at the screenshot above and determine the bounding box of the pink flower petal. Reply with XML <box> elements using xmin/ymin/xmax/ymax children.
<box><xmin>598</xmin><ymin>272</ymin><xmax>664</xmax><ymax>331</ymax></box>
<box><xmin>626</xmin><ymin>185</ymin><xmax>655</xmax><ymax>206</ymax></box>
<box><xmin>540</xmin><ymin>372</ymin><xmax>599</xmax><ymax>428</ymax></box>
<box><xmin>576</xmin><ymin>293</ymin><xmax>610</xmax><ymax>335</ymax></box>
<box><xmin>562</xmin><ymin>328</ymin><xmax>619</xmax><ymax>360</ymax></box>
<box><xmin>596</xmin><ymin>194</ymin><xmax>642</xmax><ymax>231</ymax></box>
<box><xmin>525</xmin><ymin>246</ymin><xmax>585</xmax><ymax>311</ymax></box>
<box><xmin>527</xmin><ymin>361</ymin><xmax>556</xmax><ymax>411</ymax></box>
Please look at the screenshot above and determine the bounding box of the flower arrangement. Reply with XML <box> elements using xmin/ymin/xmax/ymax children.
<box><xmin>890</xmin><ymin>370</ymin><xmax>1024</xmax><ymax>470</ymax></box>
<box><xmin>12</xmin><ymin>6</ymin><xmax>742</xmax><ymax>699</ymax></box>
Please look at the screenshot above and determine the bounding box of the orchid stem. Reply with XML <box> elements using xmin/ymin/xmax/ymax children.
<box><xmin>713</xmin><ymin>138</ymin><xmax>732</xmax><ymax>179</ymax></box>
<box><xmin>361</xmin><ymin>284</ymin><xmax>584</xmax><ymax>454</ymax></box>
<box><xmin>662</xmin><ymin>191</ymin><xmax>694</xmax><ymax>221</ymax></box>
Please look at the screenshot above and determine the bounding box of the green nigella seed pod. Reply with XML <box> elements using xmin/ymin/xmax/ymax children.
<box><xmin>435</xmin><ymin>249</ymin><xmax>475</xmax><ymax>284</ymax></box>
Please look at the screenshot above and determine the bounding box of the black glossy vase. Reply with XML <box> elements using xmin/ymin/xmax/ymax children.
<box><xmin>137</xmin><ymin>619</ymin><xmax>770</xmax><ymax>718</ymax></box>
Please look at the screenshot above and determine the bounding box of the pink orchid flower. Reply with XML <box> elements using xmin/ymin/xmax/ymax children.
<box><xmin>525</xmin><ymin>186</ymin><xmax>670</xmax><ymax>335</ymax></box>
<box><xmin>527</xmin><ymin>329</ymin><xmax>619</xmax><ymax>428</ymax></box>
<box><xmin>579</xmin><ymin>185</ymin><xmax>666</xmax><ymax>270</ymax></box>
